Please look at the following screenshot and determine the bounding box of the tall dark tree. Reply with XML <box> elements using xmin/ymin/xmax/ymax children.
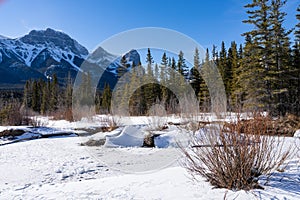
<box><xmin>268</xmin><ymin>0</ymin><xmax>291</xmax><ymax>115</ymax></box>
<box><xmin>295</xmin><ymin>5</ymin><xmax>300</xmax><ymax>41</ymax></box>
<box><xmin>117</xmin><ymin>55</ymin><xmax>128</xmax><ymax>79</ymax></box>
<box><xmin>50</xmin><ymin>74</ymin><xmax>59</xmax><ymax>111</ymax></box>
<box><xmin>198</xmin><ymin>48</ymin><xmax>210</xmax><ymax>111</ymax></box>
<box><xmin>23</xmin><ymin>80</ymin><xmax>32</xmax><ymax>109</ymax></box>
<box><xmin>242</xmin><ymin>0</ymin><xmax>274</xmax><ymax>112</ymax></box>
<box><xmin>190</xmin><ymin>48</ymin><xmax>201</xmax><ymax>97</ymax></box>
<box><xmin>227</xmin><ymin>41</ymin><xmax>240</xmax><ymax>109</ymax></box>
<box><xmin>177</xmin><ymin>51</ymin><xmax>188</xmax><ymax>79</ymax></box>
<box><xmin>101</xmin><ymin>83</ymin><xmax>112</xmax><ymax>114</ymax></box>
<box><xmin>41</xmin><ymin>79</ymin><xmax>50</xmax><ymax>114</ymax></box>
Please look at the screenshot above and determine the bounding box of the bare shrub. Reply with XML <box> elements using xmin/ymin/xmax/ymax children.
<box><xmin>72</xmin><ymin>105</ymin><xmax>95</xmax><ymax>121</ymax></box>
<box><xmin>143</xmin><ymin>131</ymin><xmax>156</xmax><ymax>147</ymax></box>
<box><xmin>147</xmin><ymin>99</ymin><xmax>168</xmax><ymax>131</ymax></box>
<box><xmin>30</xmin><ymin>116</ymin><xmax>48</xmax><ymax>127</ymax></box>
<box><xmin>0</xmin><ymin>99</ymin><xmax>24</xmax><ymax>126</ymax></box>
<box><xmin>108</xmin><ymin>115</ymin><xmax>122</xmax><ymax>131</ymax></box>
<box><xmin>180</xmin><ymin>115</ymin><xmax>293</xmax><ymax>190</ymax></box>
<box><xmin>51</xmin><ymin>108</ymin><xmax>74</xmax><ymax>121</ymax></box>
<box><xmin>223</xmin><ymin>113</ymin><xmax>300</xmax><ymax>136</ymax></box>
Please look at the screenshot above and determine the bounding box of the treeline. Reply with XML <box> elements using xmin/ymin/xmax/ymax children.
<box><xmin>114</xmin><ymin>0</ymin><xmax>300</xmax><ymax>117</ymax></box>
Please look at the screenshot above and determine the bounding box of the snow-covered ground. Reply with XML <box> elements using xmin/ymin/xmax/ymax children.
<box><xmin>0</xmin><ymin>115</ymin><xmax>299</xmax><ymax>199</ymax></box>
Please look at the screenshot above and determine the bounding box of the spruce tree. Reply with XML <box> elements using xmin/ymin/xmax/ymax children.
<box><xmin>190</xmin><ymin>48</ymin><xmax>201</xmax><ymax>97</ymax></box>
<box><xmin>228</xmin><ymin>41</ymin><xmax>240</xmax><ymax>109</ymax></box>
<box><xmin>101</xmin><ymin>83</ymin><xmax>112</xmax><ymax>114</ymax></box>
<box><xmin>160</xmin><ymin>52</ymin><xmax>168</xmax><ymax>100</ymax></box>
<box><xmin>31</xmin><ymin>80</ymin><xmax>40</xmax><ymax>112</ymax></box>
<box><xmin>199</xmin><ymin>48</ymin><xmax>210</xmax><ymax>111</ymax></box>
<box><xmin>144</xmin><ymin>48</ymin><xmax>155</xmax><ymax>110</ymax></box>
<box><xmin>41</xmin><ymin>80</ymin><xmax>49</xmax><ymax>115</ymax></box>
<box><xmin>117</xmin><ymin>55</ymin><xmax>128</xmax><ymax>79</ymax></box>
<box><xmin>290</xmin><ymin>42</ymin><xmax>300</xmax><ymax>115</ymax></box>
<box><xmin>177</xmin><ymin>51</ymin><xmax>188</xmax><ymax>78</ymax></box>
<box><xmin>242</xmin><ymin>0</ymin><xmax>274</xmax><ymax>112</ymax></box>
<box><xmin>50</xmin><ymin>74</ymin><xmax>59</xmax><ymax>111</ymax></box>
<box><xmin>295</xmin><ymin>5</ymin><xmax>300</xmax><ymax>41</ymax></box>
<box><xmin>23</xmin><ymin>80</ymin><xmax>32</xmax><ymax>109</ymax></box>
<box><xmin>268</xmin><ymin>0</ymin><xmax>291</xmax><ymax>115</ymax></box>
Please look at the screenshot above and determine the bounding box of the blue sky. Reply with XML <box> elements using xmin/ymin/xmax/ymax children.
<box><xmin>0</xmin><ymin>0</ymin><xmax>298</xmax><ymax>52</ymax></box>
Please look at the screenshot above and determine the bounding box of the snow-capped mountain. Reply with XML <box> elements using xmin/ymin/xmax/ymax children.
<box><xmin>88</xmin><ymin>47</ymin><xmax>140</xmax><ymax>75</ymax></box>
<box><xmin>0</xmin><ymin>28</ymin><xmax>89</xmax><ymax>86</ymax></box>
<box><xmin>83</xmin><ymin>47</ymin><xmax>141</xmax><ymax>90</ymax></box>
<box><xmin>0</xmin><ymin>28</ymin><xmax>141</xmax><ymax>88</ymax></box>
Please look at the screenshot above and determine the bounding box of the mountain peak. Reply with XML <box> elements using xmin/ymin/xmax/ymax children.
<box><xmin>20</xmin><ymin>28</ymin><xmax>88</xmax><ymax>56</ymax></box>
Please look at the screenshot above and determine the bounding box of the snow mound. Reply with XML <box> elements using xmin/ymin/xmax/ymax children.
<box><xmin>104</xmin><ymin>126</ymin><xmax>146</xmax><ymax>147</ymax></box>
<box><xmin>294</xmin><ymin>129</ymin><xmax>300</xmax><ymax>138</ymax></box>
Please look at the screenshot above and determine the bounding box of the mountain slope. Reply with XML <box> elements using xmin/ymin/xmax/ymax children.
<box><xmin>0</xmin><ymin>28</ymin><xmax>141</xmax><ymax>89</ymax></box>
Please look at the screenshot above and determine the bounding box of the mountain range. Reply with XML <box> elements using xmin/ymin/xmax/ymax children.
<box><xmin>0</xmin><ymin>28</ymin><xmax>140</xmax><ymax>89</ymax></box>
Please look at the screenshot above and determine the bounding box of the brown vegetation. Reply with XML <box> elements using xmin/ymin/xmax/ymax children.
<box><xmin>180</xmin><ymin>114</ymin><xmax>293</xmax><ymax>190</ymax></box>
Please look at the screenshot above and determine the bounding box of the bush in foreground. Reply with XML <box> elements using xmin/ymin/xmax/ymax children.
<box><xmin>180</xmin><ymin>114</ymin><xmax>293</xmax><ymax>190</ymax></box>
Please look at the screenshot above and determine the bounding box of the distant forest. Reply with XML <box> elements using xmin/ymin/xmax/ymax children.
<box><xmin>0</xmin><ymin>0</ymin><xmax>299</xmax><ymax>125</ymax></box>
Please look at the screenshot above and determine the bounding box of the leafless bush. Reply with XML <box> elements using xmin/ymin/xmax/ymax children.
<box><xmin>108</xmin><ymin>115</ymin><xmax>122</xmax><ymax>131</ymax></box>
<box><xmin>147</xmin><ymin>101</ymin><xmax>168</xmax><ymax>131</ymax></box>
<box><xmin>72</xmin><ymin>105</ymin><xmax>96</xmax><ymax>121</ymax></box>
<box><xmin>0</xmin><ymin>99</ymin><xmax>24</xmax><ymax>126</ymax></box>
<box><xmin>180</xmin><ymin>115</ymin><xmax>293</xmax><ymax>190</ymax></box>
<box><xmin>51</xmin><ymin>108</ymin><xmax>74</xmax><ymax>121</ymax></box>
<box><xmin>30</xmin><ymin>116</ymin><xmax>48</xmax><ymax>127</ymax></box>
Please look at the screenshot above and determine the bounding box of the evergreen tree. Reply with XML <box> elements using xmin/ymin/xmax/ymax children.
<box><xmin>198</xmin><ymin>49</ymin><xmax>210</xmax><ymax>111</ymax></box>
<box><xmin>50</xmin><ymin>74</ymin><xmax>59</xmax><ymax>111</ymax></box>
<box><xmin>160</xmin><ymin>52</ymin><xmax>168</xmax><ymax>100</ymax></box>
<box><xmin>268</xmin><ymin>0</ymin><xmax>291</xmax><ymax>115</ymax></box>
<box><xmin>101</xmin><ymin>83</ymin><xmax>112</xmax><ymax>114</ymax></box>
<box><xmin>295</xmin><ymin>5</ymin><xmax>300</xmax><ymax>41</ymax></box>
<box><xmin>228</xmin><ymin>41</ymin><xmax>239</xmax><ymax>109</ymax></box>
<box><xmin>190</xmin><ymin>48</ymin><xmax>201</xmax><ymax>97</ymax></box>
<box><xmin>23</xmin><ymin>80</ymin><xmax>32</xmax><ymax>109</ymax></box>
<box><xmin>218</xmin><ymin>41</ymin><xmax>232</xmax><ymax>101</ymax></box>
<box><xmin>31</xmin><ymin>80</ymin><xmax>40</xmax><ymax>112</ymax></box>
<box><xmin>41</xmin><ymin>79</ymin><xmax>50</xmax><ymax>115</ymax></box>
<box><xmin>242</xmin><ymin>0</ymin><xmax>276</xmax><ymax>112</ymax></box>
<box><xmin>290</xmin><ymin>42</ymin><xmax>300</xmax><ymax>115</ymax></box>
<box><xmin>117</xmin><ymin>55</ymin><xmax>128</xmax><ymax>79</ymax></box>
<box><xmin>144</xmin><ymin>48</ymin><xmax>155</xmax><ymax>110</ymax></box>
<box><xmin>177</xmin><ymin>51</ymin><xmax>188</xmax><ymax>78</ymax></box>
<box><xmin>212</xmin><ymin>45</ymin><xmax>218</xmax><ymax>61</ymax></box>
<box><xmin>65</xmin><ymin>73</ymin><xmax>73</xmax><ymax>109</ymax></box>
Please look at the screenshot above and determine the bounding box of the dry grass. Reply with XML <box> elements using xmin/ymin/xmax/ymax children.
<box><xmin>180</xmin><ymin>114</ymin><xmax>293</xmax><ymax>190</ymax></box>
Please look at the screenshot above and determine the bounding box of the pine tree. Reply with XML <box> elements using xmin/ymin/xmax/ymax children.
<box><xmin>242</xmin><ymin>0</ymin><xmax>274</xmax><ymax>112</ymax></box>
<box><xmin>268</xmin><ymin>0</ymin><xmax>291</xmax><ymax>115</ymax></box>
<box><xmin>23</xmin><ymin>80</ymin><xmax>32</xmax><ymax>109</ymax></box>
<box><xmin>117</xmin><ymin>55</ymin><xmax>128</xmax><ymax>79</ymax></box>
<box><xmin>31</xmin><ymin>80</ymin><xmax>40</xmax><ymax>112</ymax></box>
<box><xmin>144</xmin><ymin>48</ymin><xmax>155</xmax><ymax>110</ymax></box>
<box><xmin>41</xmin><ymin>79</ymin><xmax>50</xmax><ymax>115</ymax></box>
<box><xmin>160</xmin><ymin>52</ymin><xmax>168</xmax><ymax>100</ymax></box>
<box><xmin>190</xmin><ymin>48</ymin><xmax>201</xmax><ymax>97</ymax></box>
<box><xmin>199</xmin><ymin>48</ymin><xmax>210</xmax><ymax>111</ymax></box>
<box><xmin>295</xmin><ymin>5</ymin><xmax>300</xmax><ymax>41</ymax></box>
<box><xmin>101</xmin><ymin>83</ymin><xmax>111</xmax><ymax>114</ymax></box>
<box><xmin>50</xmin><ymin>74</ymin><xmax>59</xmax><ymax>111</ymax></box>
<box><xmin>212</xmin><ymin>45</ymin><xmax>218</xmax><ymax>61</ymax></box>
<box><xmin>218</xmin><ymin>41</ymin><xmax>232</xmax><ymax>103</ymax></box>
<box><xmin>177</xmin><ymin>51</ymin><xmax>188</xmax><ymax>78</ymax></box>
<box><xmin>227</xmin><ymin>41</ymin><xmax>239</xmax><ymax>109</ymax></box>
<box><xmin>290</xmin><ymin>42</ymin><xmax>300</xmax><ymax>115</ymax></box>
<box><xmin>65</xmin><ymin>73</ymin><xmax>73</xmax><ymax>109</ymax></box>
